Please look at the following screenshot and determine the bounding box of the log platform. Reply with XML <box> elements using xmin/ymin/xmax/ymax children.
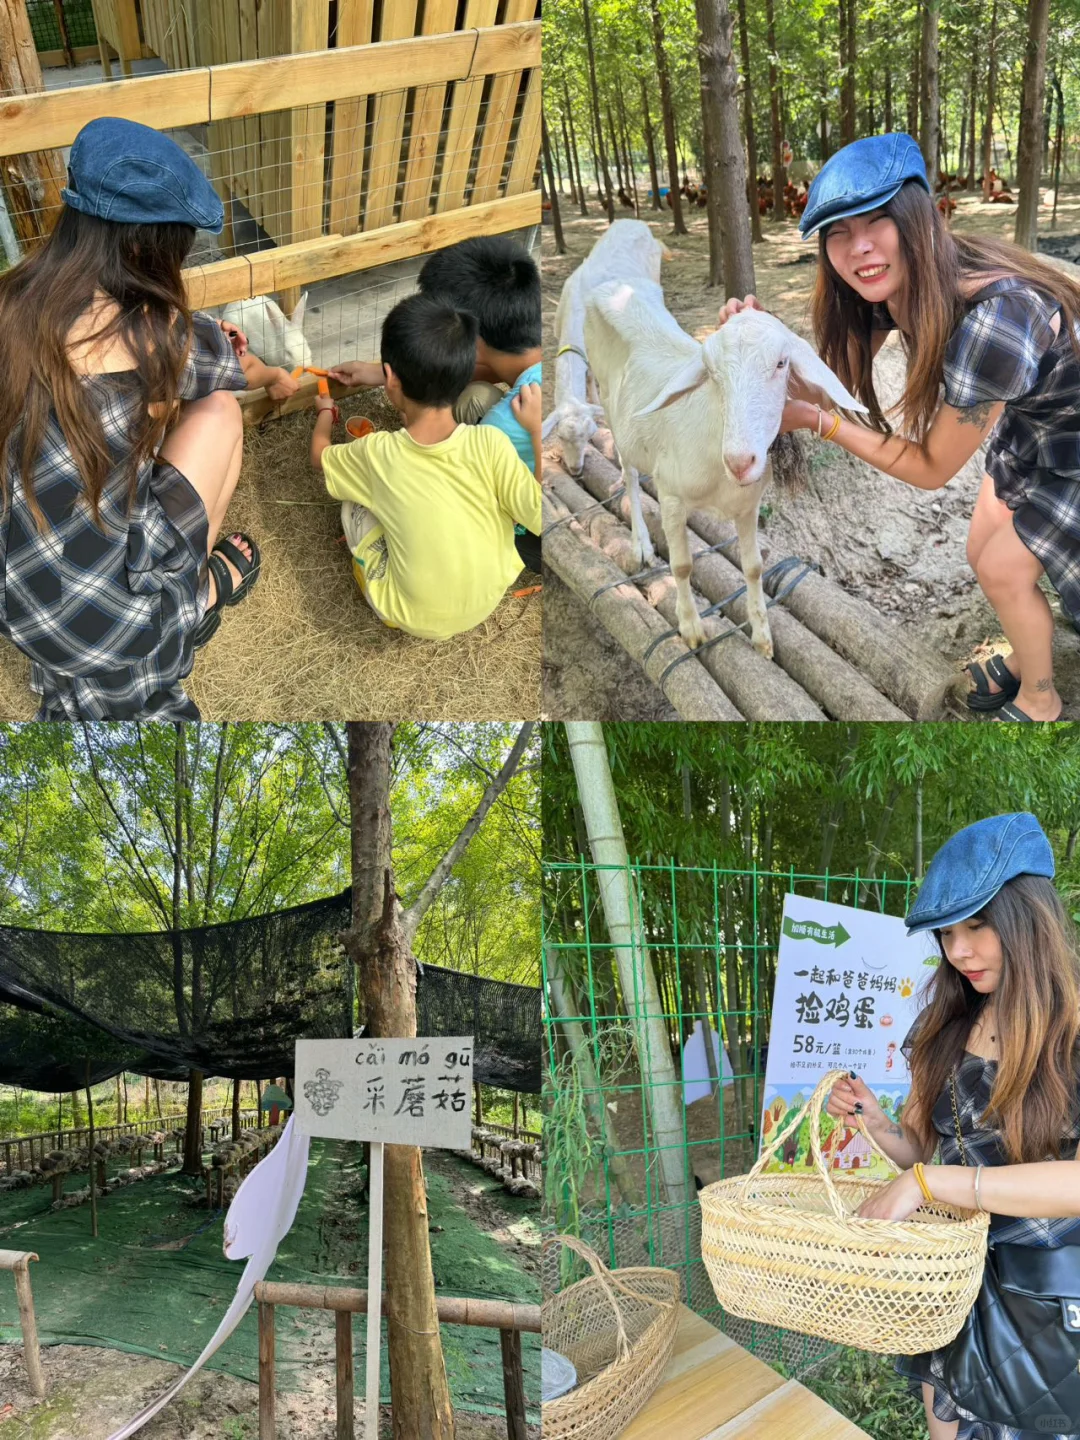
<box><xmin>621</xmin><ymin>1306</ymin><xmax>869</xmax><ymax>1440</ymax></box>
<box><xmin>544</xmin><ymin>431</ymin><xmax>959</xmax><ymax>722</ymax></box>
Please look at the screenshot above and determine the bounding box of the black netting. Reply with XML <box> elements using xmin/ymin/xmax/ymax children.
<box><xmin>0</xmin><ymin>891</ymin><xmax>540</xmax><ymax>1093</ymax></box>
<box><xmin>25</xmin><ymin>0</ymin><xmax>98</xmax><ymax>51</ymax></box>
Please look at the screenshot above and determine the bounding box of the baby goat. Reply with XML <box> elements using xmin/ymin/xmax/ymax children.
<box><xmin>583</xmin><ymin>280</ymin><xmax>865</xmax><ymax>658</ymax></box>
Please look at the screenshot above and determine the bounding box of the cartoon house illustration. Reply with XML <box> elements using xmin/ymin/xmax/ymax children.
<box><xmin>836</xmin><ymin>1126</ymin><xmax>874</xmax><ymax>1171</ymax></box>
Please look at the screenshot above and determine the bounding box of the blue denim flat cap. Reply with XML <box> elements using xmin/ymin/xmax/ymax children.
<box><xmin>799</xmin><ymin>132</ymin><xmax>929</xmax><ymax>241</ymax></box>
<box><xmin>61</xmin><ymin>118</ymin><xmax>224</xmax><ymax>232</ymax></box>
<box><xmin>905</xmin><ymin>813</ymin><xmax>1055</xmax><ymax>935</ymax></box>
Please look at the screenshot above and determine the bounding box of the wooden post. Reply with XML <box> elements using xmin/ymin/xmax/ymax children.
<box><xmin>335</xmin><ymin>1309</ymin><xmax>354</xmax><ymax>1440</ymax></box>
<box><xmin>512</xmin><ymin>1094</ymin><xmax>519</xmax><ymax>1137</ymax></box>
<box><xmin>259</xmin><ymin>1301</ymin><xmax>276</xmax><ymax>1440</ymax></box>
<box><xmin>499</xmin><ymin>1329</ymin><xmax>526</xmax><ymax>1440</ymax></box>
<box><xmin>85</xmin><ymin>1066</ymin><xmax>98</xmax><ymax>1239</ymax></box>
<box><xmin>474</xmin><ymin>1083</ymin><xmax>483</xmax><ymax>1127</ymax></box>
<box><xmin>364</xmin><ymin>1141</ymin><xmax>384</xmax><ymax>1440</ymax></box>
<box><xmin>7</xmin><ymin>1256</ymin><xmax>45</xmax><ymax>1398</ymax></box>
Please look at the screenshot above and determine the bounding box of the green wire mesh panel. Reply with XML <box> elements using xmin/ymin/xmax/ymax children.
<box><xmin>543</xmin><ymin>858</ymin><xmax>918</xmax><ymax>1376</ymax></box>
<box><xmin>25</xmin><ymin>0</ymin><xmax>98</xmax><ymax>52</ymax></box>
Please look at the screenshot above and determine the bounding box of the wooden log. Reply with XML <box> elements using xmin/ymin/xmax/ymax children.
<box><xmin>574</xmin><ymin>454</ymin><xmax>909</xmax><ymax>719</ymax></box>
<box><xmin>335</xmin><ymin>1309</ymin><xmax>355</xmax><ymax>1440</ymax></box>
<box><xmin>541</xmin><ymin>484</ymin><xmax>743</xmax><ymax>720</ymax></box>
<box><xmin>259</xmin><ymin>1301</ymin><xmax>276</xmax><ymax>1440</ymax></box>
<box><xmin>587</xmin><ymin>432</ymin><xmax>954</xmax><ymax>720</ymax></box>
<box><xmin>11</xmin><ymin>1257</ymin><xmax>45</xmax><ymax>1398</ymax></box>
<box><xmin>500</xmin><ymin>1328</ymin><xmax>527</xmax><ymax>1440</ymax></box>
<box><xmin>553</xmin><ymin>464</ymin><xmax>825</xmax><ymax>719</ymax></box>
<box><xmin>253</xmin><ymin>1281</ymin><xmax>541</xmax><ymax>1333</ymax></box>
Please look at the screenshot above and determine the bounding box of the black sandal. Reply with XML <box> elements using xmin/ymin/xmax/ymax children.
<box><xmin>965</xmin><ymin>655</ymin><xmax>1020</xmax><ymax>712</ymax></box>
<box><xmin>997</xmin><ymin>699</ymin><xmax>1063</xmax><ymax>723</ymax></box>
<box><xmin>193</xmin><ymin>533</ymin><xmax>262</xmax><ymax>650</ymax></box>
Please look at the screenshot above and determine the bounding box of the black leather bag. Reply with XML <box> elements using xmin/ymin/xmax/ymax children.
<box><xmin>941</xmin><ymin>1072</ymin><xmax>1080</xmax><ymax>1437</ymax></box>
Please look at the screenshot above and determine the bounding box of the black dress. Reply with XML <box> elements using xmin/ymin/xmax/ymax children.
<box><xmin>894</xmin><ymin>1050</ymin><xmax>1080</xmax><ymax>1439</ymax></box>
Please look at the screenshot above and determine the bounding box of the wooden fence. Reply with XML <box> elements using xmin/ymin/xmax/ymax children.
<box><xmin>2</xmin><ymin>1106</ymin><xmax>258</xmax><ymax>1172</ymax></box>
<box><xmin>2</xmin><ymin>20</ymin><xmax>541</xmax><ymax>318</ymax></box>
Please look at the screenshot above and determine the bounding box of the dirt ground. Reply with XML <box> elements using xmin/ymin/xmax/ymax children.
<box><xmin>0</xmin><ymin>385</ymin><xmax>541</xmax><ymax>722</ymax></box>
<box><xmin>541</xmin><ymin>186</ymin><xmax>1080</xmax><ymax>720</ymax></box>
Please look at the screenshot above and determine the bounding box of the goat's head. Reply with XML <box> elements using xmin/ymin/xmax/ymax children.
<box><xmin>635</xmin><ymin>309</ymin><xmax>867</xmax><ymax>487</ymax></box>
<box><xmin>542</xmin><ymin>398</ymin><xmax>604</xmax><ymax>478</ymax></box>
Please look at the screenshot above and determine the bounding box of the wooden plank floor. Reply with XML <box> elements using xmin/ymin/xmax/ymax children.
<box><xmin>620</xmin><ymin>1306</ymin><xmax>871</xmax><ymax>1440</ymax></box>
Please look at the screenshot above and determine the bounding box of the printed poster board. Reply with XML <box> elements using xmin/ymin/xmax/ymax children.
<box><xmin>760</xmin><ymin>895</ymin><xmax>937</xmax><ymax>1179</ymax></box>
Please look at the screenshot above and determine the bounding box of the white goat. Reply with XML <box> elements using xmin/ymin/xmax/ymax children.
<box><xmin>220</xmin><ymin>292</ymin><xmax>312</xmax><ymax>371</ymax></box>
<box><xmin>543</xmin><ymin>220</ymin><xmax>669</xmax><ymax>477</ymax></box>
<box><xmin>583</xmin><ymin>278</ymin><xmax>866</xmax><ymax>658</ymax></box>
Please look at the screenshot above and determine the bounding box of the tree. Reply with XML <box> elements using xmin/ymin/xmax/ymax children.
<box><xmin>341</xmin><ymin>722</ymin><xmax>534</xmax><ymax>1440</ymax></box>
<box><xmin>650</xmin><ymin>0</ymin><xmax>689</xmax><ymax>234</ymax></box>
<box><xmin>1014</xmin><ymin>0</ymin><xmax>1052</xmax><ymax>248</ymax></box>
<box><xmin>694</xmin><ymin>0</ymin><xmax>754</xmax><ymax>292</ymax></box>
<box><xmin>919</xmin><ymin>0</ymin><xmax>940</xmax><ymax>192</ymax></box>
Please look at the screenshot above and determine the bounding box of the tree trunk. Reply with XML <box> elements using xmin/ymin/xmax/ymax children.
<box><xmin>914</xmin><ymin>775</ymin><xmax>925</xmax><ymax>879</ymax></box>
<box><xmin>582</xmin><ymin>0</ymin><xmax>615</xmax><ymax>221</ymax></box>
<box><xmin>966</xmin><ymin>37</ymin><xmax>978</xmax><ymax>186</ymax></box>
<box><xmin>232</xmin><ymin>1077</ymin><xmax>241</xmax><ymax>1142</ymax></box>
<box><xmin>694</xmin><ymin>0</ymin><xmax>754</xmax><ymax>293</ymax></box>
<box><xmin>559</xmin><ymin>107</ymin><xmax>577</xmax><ymax>204</ymax></box>
<box><xmin>845</xmin><ymin>0</ymin><xmax>856</xmax><ymax>143</ymax></box>
<box><xmin>908</xmin><ymin>4</ymin><xmax>921</xmax><ymax>138</ymax></box>
<box><xmin>181</xmin><ymin>1072</ymin><xmax>204</xmax><ymax>1174</ymax></box>
<box><xmin>564</xmin><ymin>723</ymin><xmax>694</xmax><ymax>1238</ymax></box>
<box><xmin>649</xmin><ymin>0</ymin><xmax>689</xmax><ymax>234</ymax></box>
<box><xmin>765</xmin><ymin>0</ymin><xmax>786</xmax><ymax>219</ymax></box>
<box><xmin>982</xmin><ymin>0</ymin><xmax>998</xmax><ymax>200</ymax></box>
<box><xmin>615</xmin><ymin>85</ymin><xmax>640</xmax><ymax>214</ymax></box>
<box><xmin>144</xmin><ymin>1075</ymin><xmax>150</xmax><ymax>1116</ymax></box>
<box><xmin>639</xmin><ymin>70</ymin><xmax>663</xmax><ymax>209</ymax></box>
<box><xmin>70</xmin><ymin>1090</ymin><xmax>81</xmax><ymax>1129</ymax></box>
<box><xmin>1051</xmin><ymin>68</ymin><xmax>1064</xmax><ymax>227</ymax></box>
<box><xmin>543</xmin><ymin>117</ymin><xmax>567</xmax><ymax>254</ymax></box>
<box><xmin>565</xmin><ymin>84</ymin><xmax>589</xmax><ymax>216</ymax></box>
<box><xmin>607</xmin><ymin>101</ymin><xmax>625</xmax><ymax>194</ymax></box>
<box><xmin>735</xmin><ymin>0</ymin><xmax>764</xmax><ymax>242</ymax></box>
<box><xmin>1013</xmin><ymin>0</ymin><xmax>1051</xmax><ymax>249</ymax></box>
<box><xmin>154</xmin><ymin>1079</ymin><xmax>162</xmax><ymax>1120</ymax></box>
<box><xmin>919</xmin><ymin>0</ymin><xmax>940</xmax><ymax>192</ymax></box>
<box><xmin>86</xmin><ymin>1066</ymin><xmax>98</xmax><ymax>1239</ymax></box>
<box><xmin>343</xmin><ymin>723</ymin><xmax>454</xmax><ymax>1440</ymax></box>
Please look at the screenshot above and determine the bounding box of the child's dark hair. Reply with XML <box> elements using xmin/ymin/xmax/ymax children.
<box><xmin>381</xmin><ymin>293</ymin><xmax>477</xmax><ymax>407</ymax></box>
<box><xmin>417</xmin><ymin>236</ymin><xmax>540</xmax><ymax>353</ymax></box>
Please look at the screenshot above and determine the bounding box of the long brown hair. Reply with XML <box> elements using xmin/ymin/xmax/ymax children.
<box><xmin>904</xmin><ymin>875</ymin><xmax>1080</xmax><ymax>1165</ymax></box>
<box><xmin>0</xmin><ymin>206</ymin><xmax>196</xmax><ymax>529</ymax></box>
<box><xmin>810</xmin><ymin>179</ymin><xmax>1080</xmax><ymax>443</ymax></box>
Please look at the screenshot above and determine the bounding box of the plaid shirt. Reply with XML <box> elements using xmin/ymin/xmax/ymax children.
<box><xmin>0</xmin><ymin>313</ymin><xmax>246</xmax><ymax>719</ymax></box>
<box><xmin>894</xmin><ymin>1046</ymin><xmax>1080</xmax><ymax>1439</ymax></box>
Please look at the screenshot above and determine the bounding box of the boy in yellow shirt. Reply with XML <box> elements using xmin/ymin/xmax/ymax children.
<box><xmin>310</xmin><ymin>293</ymin><xmax>541</xmax><ymax>639</ymax></box>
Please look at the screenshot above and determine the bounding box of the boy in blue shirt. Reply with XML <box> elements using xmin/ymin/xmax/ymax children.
<box><xmin>417</xmin><ymin>236</ymin><xmax>541</xmax><ymax>570</ymax></box>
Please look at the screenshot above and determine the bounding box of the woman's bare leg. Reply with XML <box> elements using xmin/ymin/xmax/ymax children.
<box><xmin>975</xmin><ymin>516</ymin><xmax>1061</xmax><ymax>719</ymax></box>
<box><xmin>965</xmin><ymin>472</ymin><xmax>1022</xmax><ymax>692</ymax></box>
<box><xmin>922</xmin><ymin>1381</ymin><xmax>960</xmax><ymax>1440</ymax></box>
<box><xmin>157</xmin><ymin>390</ymin><xmax>252</xmax><ymax>604</ymax></box>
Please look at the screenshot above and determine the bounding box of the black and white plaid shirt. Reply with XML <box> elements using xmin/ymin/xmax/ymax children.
<box><xmin>0</xmin><ymin>313</ymin><xmax>246</xmax><ymax>719</ymax></box>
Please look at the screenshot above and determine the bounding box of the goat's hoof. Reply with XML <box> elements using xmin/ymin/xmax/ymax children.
<box><xmin>631</xmin><ymin>540</ymin><xmax>656</xmax><ymax>569</ymax></box>
<box><xmin>679</xmin><ymin>618</ymin><xmax>708</xmax><ymax>650</ymax></box>
<box><xmin>752</xmin><ymin>632</ymin><xmax>774</xmax><ymax>661</ymax></box>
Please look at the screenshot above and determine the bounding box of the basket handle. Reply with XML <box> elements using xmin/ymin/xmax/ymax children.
<box><xmin>544</xmin><ymin>1235</ymin><xmax>675</xmax><ymax>1362</ymax></box>
<box><xmin>745</xmin><ymin>1067</ymin><xmax>902</xmax><ymax>1220</ymax></box>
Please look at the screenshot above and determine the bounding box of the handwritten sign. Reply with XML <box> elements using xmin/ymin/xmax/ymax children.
<box><xmin>294</xmin><ymin>1036</ymin><xmax>473</xmax><ymax>1149</ymax></box>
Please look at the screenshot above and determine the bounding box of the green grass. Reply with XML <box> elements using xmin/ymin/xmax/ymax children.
<box><xmin>781</xmin><ymin>1347</ymin><xmax>927</xmax><ymax>1440</ymax></box>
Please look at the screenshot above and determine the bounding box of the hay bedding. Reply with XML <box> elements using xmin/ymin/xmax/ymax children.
<box><xmin>0</xmin><ymin>390</ymin><xmax>541</xmax><ymax>721</ymax></box>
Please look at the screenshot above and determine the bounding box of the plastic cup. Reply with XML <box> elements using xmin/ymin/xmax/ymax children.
<box><xmin>346</xmin><ymin>417</ymin><xmax>375</xmax><ymax>439</ymax></box>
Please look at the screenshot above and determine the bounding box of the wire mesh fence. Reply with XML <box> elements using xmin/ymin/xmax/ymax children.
<box><xmin>25</xmin><ymin>0</ymin><xmax>98</xmax><ymax>52</ymax></box>
<box><xmin>543</xmin><ymin>856</ymin><xmax>919</xmax><ymax>1375</ymax></box>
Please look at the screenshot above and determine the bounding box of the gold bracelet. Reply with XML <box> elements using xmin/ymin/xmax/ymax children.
<box><xmin>822</xmin><ymin>410</ymin><xmax>842</xmax><ymax>443</ymax></box>
<box><xmin>912</xmin><ymin>1162</ymin><xmax>935</xmax><ymax>1204</ymax></box>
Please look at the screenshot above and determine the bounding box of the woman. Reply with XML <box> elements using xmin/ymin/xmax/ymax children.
<box><xmin>0</xmin><ymin>117</ymin><xmax>299</xmax><ymax>719</ymax></box>
<box><xmin>721</xmin><ymin>132</ymin><xmax>1080</xmax><ymax>722</ymax></box>
<box><xmin>827</xmin><ymin>812</ymin><xmax>1080</xmax><ymax>1439</ymax></box>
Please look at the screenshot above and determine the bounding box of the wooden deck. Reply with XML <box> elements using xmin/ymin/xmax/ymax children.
<box><xmin>620</xmin><ymin>1306</ymin><xmax>871</xmax><ymax>1440</ymax></box>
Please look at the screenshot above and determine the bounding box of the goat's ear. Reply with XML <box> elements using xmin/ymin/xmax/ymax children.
<box><xmin>541</xmin><ymin>410</ymin><xmax>561</xmax><ymax>440</ymax></box>
<box><xmin>786</xmin><ymin>334</ymin><xmax>868</xmax><ymax>413</ymax></box>
<box><xmin>635</xmin><ymin>350</ymin><xmax>707</xmax><ymax>416</ymax></box>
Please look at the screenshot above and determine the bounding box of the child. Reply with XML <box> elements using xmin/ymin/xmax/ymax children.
<box><xmin>0</xmin><ymin>117</ymin><xmax>300</xmax><ymax>719</ymax></box>
<box><xmin>310</xmin><ymin>293</ymin><xmax>540</xmax><ymax>639</ymax></box>
<box><xmin>417</xmin><ymin>235</ymin><xmax>542</xmax><ymax>571</ymax></box>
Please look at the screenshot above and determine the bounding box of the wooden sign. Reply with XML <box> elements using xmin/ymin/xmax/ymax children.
<box><xmin>294</xmin><ymin>1037</ymin><xmax>473</xmax><ymax>1148</ymax></box>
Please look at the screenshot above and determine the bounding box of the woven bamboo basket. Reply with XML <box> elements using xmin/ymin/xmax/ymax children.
<box><xmin>541</xmin><ymin>1235</ymin><xmax>680</xmax><ymax>1440</ymax></box>
<box><xmin>699</xmin><ymin>1067</ymin><xmax>989</xmax><ymax>1353</ymax></box>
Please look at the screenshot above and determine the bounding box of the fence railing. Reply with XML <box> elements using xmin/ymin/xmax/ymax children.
<box><xmin>543</xmin><ymin>857</ymin><xmax>918</xmax><ymax>1371</ymax></box>
<box><xmin>2</xmin><ymin>1107</ymin><xmax>260</xmax><ymax>1173</ymax></box>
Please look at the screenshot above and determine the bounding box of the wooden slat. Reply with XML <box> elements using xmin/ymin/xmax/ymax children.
<box><xmin>504</xmin><ymin>65</ymin><xmax>541</xmax><ymax>197</ymax></box>
<box><xmin>0</xmin><ymin>25</ymin><xmax>538</xmax><ymax>160</ymax></box>
<box><xmin>362</xmin><ymin>0</ymin><xmax>419</xmax><ymax>231</ymax></box>
<box><xmin>469</xmin><ymin>18</ymin><xmax>540</xmax><ymax>75</ymax></box>
<box><xmin>181</xmin><ymin>192</ymin><xmax>538</xmax><ymax>307</ymax></box>
<box><xmin>398</xmin><ymin>0</ymin><xmax>458</xmax><ymax>221</ymax></box>
<box><xmin>436</xmin><ymin>0</ymin><xmax>499</xmax><ymax>213</ymax></box>
<box><xmin>707</xmin><ymin>1380</ymin><xmax>871</xmax><ymax>1439</ymax></box>
<box><xmin>286</xmin><ymin>0</ymin><xmax>329</xmax><ymax>245</ymax></box>
<box><xmin>237</xmin><ymin>0</ymin><xmax>259</xmax><ymax>208</ymax></box>
<box><xmin>327</xmin><ymin>0</ymin><xmax>374</xmax><ymax>236</ymax></box>
<box><xmin>259</xmin><ymin>0</ymin><xmax>284</xmax><ymax>241</ymax></box>
<box><xmin>470</xmin><ymin>0</ymin><xmax>535</xmax><ymax>204</ymax></box>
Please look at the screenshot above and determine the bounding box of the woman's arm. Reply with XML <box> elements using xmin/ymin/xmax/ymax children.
<box><xmin>860</xmin><ymin>1108</ymin><xmax>937</xmax><ymax>1170</ymax></box>
<box><xmin>784</xmin><ymin>395</ymin><xmax>1005</xmax><ymax>491</ymax></box>
<box><xmin>859</xmin><ymin>1156</ymin><xmax>1080</xmax><ymax>1221</ymax></box>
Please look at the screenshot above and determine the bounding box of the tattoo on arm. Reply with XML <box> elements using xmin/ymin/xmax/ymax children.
<box><xmin>886</xmin><ymin>1121</ymin><xmax>904</xmax><ymax>1139</ymax></box>
<box><xmin>957</xmin><ymin>400</ymin><xmax>995</xmax><ymax>428</ymax></box>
